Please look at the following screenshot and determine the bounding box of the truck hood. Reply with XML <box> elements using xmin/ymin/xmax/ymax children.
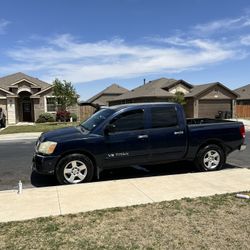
<box><xmin>40</xmin><ymin>126</ymin><xmax>89</xmax><ymax>142</ymax></box>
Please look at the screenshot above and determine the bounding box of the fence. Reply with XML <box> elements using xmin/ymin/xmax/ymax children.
<box><xmin>79</xmin><ymin>105</ymin><xmax>95</xmax><ymax>122</ymax></box>
<box><xmin>236</xmin><ymin>105</ymin><xmax>250</xmax><ymax>118</ymax></box>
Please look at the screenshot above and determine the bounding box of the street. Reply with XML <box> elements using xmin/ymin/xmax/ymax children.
<box><xmin>0</xmin><ymin>132</ymin><xmax>249</xmax><ymax>191</ymax></box>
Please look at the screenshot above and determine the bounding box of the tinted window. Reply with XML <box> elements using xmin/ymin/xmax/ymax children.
<box><xmin>151</xmin><ymin>107</ymin><xmax>178</xmax><ymax>128</ymax></box>
<box><xmin>110</xmin><ymin>109</ymin><xmax>144</xmax><ymax>132</ymax></box>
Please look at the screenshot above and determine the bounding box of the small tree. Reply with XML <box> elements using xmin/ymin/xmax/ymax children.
<box><xmin>172</xmin><ymin>91</ymin><xmax>186</xmax><ymax>105</ymax></box>
<box><xmin>52</xmin><ymin>79</ymin><xmax>78</xmax><ymax>111</ymax></box>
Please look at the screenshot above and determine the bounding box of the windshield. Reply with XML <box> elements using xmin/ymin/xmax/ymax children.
<box><xmin>80</xmin><ymin>108</ymin><xmax>115</xmax><ymax>131</ymax></box>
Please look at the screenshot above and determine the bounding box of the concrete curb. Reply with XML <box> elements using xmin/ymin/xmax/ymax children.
<box><xmin>0</xmin><ymin>168</ymin><xmax>249</xmax><ymax>223</ymax></box>
<box><xmin>0</xmin><ymin>132</ymin><xmax>42</xmax><ymax>141</ymax></box>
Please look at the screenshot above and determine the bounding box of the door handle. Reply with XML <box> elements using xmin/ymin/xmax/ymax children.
<box><xmin>174</xmin><ymin>131</ymin><xmax>184</xmax><ymax>135</ymax></box>
<box><xmin>137</xmin><ymin>134</ymin><xmax>148</xmax><ymax>139</ymax></box>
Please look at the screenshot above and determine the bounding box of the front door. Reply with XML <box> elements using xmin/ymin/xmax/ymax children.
<box><xmin>22</xmin><ymin>102</ymin><xmax>32</xmax><ymax>122</ymax></box>
<box><xmin>102</xmin><ymin>109</ymin><xmax>150</xmax><ymax>168</ymax></box>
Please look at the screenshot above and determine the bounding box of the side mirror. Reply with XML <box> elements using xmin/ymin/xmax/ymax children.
<box><xmin>104</xmin><ymin>124</ymin><xmax>116</xmax><ymax>135</ymax></box>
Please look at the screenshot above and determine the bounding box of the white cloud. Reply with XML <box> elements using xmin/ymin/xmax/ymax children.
<box><xmin>240</xmin><ymin>35</ymin><xmax>250</xmax><ymax>45</ymax></box>
<box><xmin>0</xmin><ymin>19</ymin><xmax>10</xmax><ymax>34</ymax></box>
<box><xmin>2</xmin><ymin>34</ymin><xmax>238</xmax><ymax>84</ymax></box>
<box><xmin>194</xmin><ymin>16</ymin><xmax>250</xmax><ymax>34</ymax></box>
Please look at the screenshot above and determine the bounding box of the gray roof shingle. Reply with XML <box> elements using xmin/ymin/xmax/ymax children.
<box><xmin>185</xmin><ymin>82</ymin><xmax>238</xmax><ymax>98</ymax></box>
<box><xmin>234</xmin><ymin>84</ymin><xmax>250</xmax><ymax>100</ymax></box>
<box><xmin>86</xmin><ymin>83</ymin><xmax>128</xmax><ymax>103</ymax></box>
<box><xmin>111</xmin><ymin>78</ymin><xmax>180</xmax><ymax>101</ymax></box>
<box><xmin>0</xmin><ymin>72</ymin><xmax>51</xmax><ymax>90</ymax></box>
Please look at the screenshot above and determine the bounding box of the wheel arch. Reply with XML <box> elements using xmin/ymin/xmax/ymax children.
<box><xmin>196</xmin><ymin>139</ymin><xmax>226</xmax><ymax>156</ymax></box>
<box><xmin>55</xmin><ymin>150</ymin><xmax>97</xmax><ymax>171</ymax></box>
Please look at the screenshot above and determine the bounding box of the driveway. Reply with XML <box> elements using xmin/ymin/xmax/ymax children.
<box><xmin>0</xmin><ymin>132</ymin><xmax>249</xmax><ymax>191</ymax></box>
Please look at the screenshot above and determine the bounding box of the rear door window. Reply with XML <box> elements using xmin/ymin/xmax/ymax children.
<box><xmin>151</xmin><ymin>107</ymin><xmax>178</xmax><ymax>128</ymax></box>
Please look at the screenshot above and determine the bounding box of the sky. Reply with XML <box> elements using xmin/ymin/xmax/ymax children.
<box><xmin>1</xmin><ymin>0</ymin><xmax>250</xmax><ymax>100</ymax></box>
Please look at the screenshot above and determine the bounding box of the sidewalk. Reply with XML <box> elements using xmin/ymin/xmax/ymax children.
<box><xmin>0</xmin><ymin>132</ymin><xmax>42</xmax><ymax>141</ymax></box>
<box><xmin>0</xmin><ymin>168</ymin><xmax>249</xmax><ymax>223</ymax></box>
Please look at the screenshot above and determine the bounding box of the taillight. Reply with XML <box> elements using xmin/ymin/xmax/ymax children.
<box><xmin>240</xmin><ymin>125</ymin><xmax>246</xmax><ymax>140</ymax></box>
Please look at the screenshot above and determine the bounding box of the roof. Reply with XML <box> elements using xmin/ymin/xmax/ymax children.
<box><xmin>234</xmin><ymin>84</ymin><xmax>250</xmax><ymax>100</ymax></box>
<box><xmin>111</xmin><ymin>78</ymin><xmax>181</xmax><ymax>101</ymax></box>
<box><xmin>185</xmin><ymin>82</ymin><xmax>238</xmax><ymax>98</ymax></box>
<box><xmin>185</xmin><ymin>83</ymin><xmax>217</xmax><ymax>97</ymax></box>
<box><xmin>86</xmin><ymin>83</ymin><xmax>128</xmax><ymax>103</ymax></box>
<box><xmin>0</xmin><ymin>72</ymin><xmax>51</xmax><ymax>91</ymax></box>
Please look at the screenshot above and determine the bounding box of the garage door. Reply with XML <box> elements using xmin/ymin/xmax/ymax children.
<box><xmin>199</xmin><ymin>100</ymin><xmax>232</xmax><ymax>118</ymax></box>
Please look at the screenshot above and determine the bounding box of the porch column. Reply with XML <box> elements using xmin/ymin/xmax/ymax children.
<box><xmin>7</xmin><ymin>97</ymin><xmax>17</xmax><ymax>124</ymax></box>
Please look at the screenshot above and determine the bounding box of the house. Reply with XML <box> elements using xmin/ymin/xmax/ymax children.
<box><xmin>109</xmin><ymin>78</ymin><xmax>238</xmax><ymax>118</ymax></box>
<box><xmin>83</xmin><ymin>83</ymin><xmax>128</xmax><ymax>106</ymax></box>
<box><xmin>78</xmin><ymin>83</ymin><xmax>128</xmax><ymax>121</ymax></box>
<box><xmin>234</xmin><ymin>84</ymin><xmax>250</xmax><ymax>105</ymax></box>
<box><xmin>234</xmin><ymin>84</ymin><xmax>250</xmax><ymax>118</ymax></box>
<box><xmin>0</xmin><ymin>72</ymin><xmax>78</xmax><ymax>124</ymax></box>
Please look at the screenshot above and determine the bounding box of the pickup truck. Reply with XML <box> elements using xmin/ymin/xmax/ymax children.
<box><xmin>32</xmin><ymin>103</ymin><xmax>246</xmax><ymax>184</ymax></box>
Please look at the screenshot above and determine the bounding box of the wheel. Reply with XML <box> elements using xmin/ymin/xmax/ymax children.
<box><xmin>195</xmin><ymin>144</ymin><xmax>225</xmax><ymax>171</ymax></box>
<box><xmin>56</xmin><ymin>154</ymin><xmax>94</xmax><ymax>184</ymax></box>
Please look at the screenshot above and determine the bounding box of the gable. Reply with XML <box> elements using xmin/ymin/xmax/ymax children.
<box><xmin>199</xmin><ymin>85</ymin><xmax>236</xmax><ymax>100</ymax></box>
<box><xmin>10</xmin><ymin>78</ymin><xmax>38</xmax><ymax>87</ymax></box>
<box><xmin>168</xmin><ymin>83</ymin><xmax>191</xmax><ymax>94</ymax></box>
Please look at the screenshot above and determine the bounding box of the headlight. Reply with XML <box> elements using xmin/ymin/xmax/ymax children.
<box><xmin>38</xmin><ymin>141</ymin><xmax>57</xmax><ymax>155</ymax></box>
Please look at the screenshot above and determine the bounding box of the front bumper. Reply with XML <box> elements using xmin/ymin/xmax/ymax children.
<box><xmin>32</xmin><ymin>154</ymin><xmax>60</xmax><ymax>175</ymax></box>
<box><xmin>240</xmin><ymin>144</ymin><xmax>247</xmax><ymax>151</ymax></box>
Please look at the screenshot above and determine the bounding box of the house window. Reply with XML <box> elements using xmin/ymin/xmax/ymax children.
<box><xmin>46</xmin><ymin>97</ymin><xmax>56</xmax><ymax>112</ymax></box>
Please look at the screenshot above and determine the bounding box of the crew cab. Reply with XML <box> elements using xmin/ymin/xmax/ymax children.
<box><xmin>32</xmin><ymin>103</ymin><xmax>246</xmax><ymax>184</ymax></box>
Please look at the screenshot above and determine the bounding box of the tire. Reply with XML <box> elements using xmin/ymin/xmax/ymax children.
<box><xmin>56</xmin><ymin>154</ymin><xmax>94</xmax><ymax>185</ymax></box>
<box><xmin>195</xmin><ymin>144</ymin><xmax>225</xmax><ymax>172</ymax></box>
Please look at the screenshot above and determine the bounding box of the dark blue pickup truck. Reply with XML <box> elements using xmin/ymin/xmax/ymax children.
<box><xmin>33</xmin><ymin>103</ymin><xmax>246</xmax><ymax>184</ymax></box>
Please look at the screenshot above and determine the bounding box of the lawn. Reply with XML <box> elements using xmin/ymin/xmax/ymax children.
<box><xmin>0</xmin><ymin>193</ymin><xmax>249</xmax><ymax>249</ymax></box>
<box><xmin>0</xmin><ymin>122</ymin><xmax>79</xmax><ymax>135</ymax></box>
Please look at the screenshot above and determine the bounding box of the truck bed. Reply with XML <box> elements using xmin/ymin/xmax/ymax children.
<box><xmin>186</xmin><ymin>118</ymin><xmax>235</xmax><ymax>125</ymax></box>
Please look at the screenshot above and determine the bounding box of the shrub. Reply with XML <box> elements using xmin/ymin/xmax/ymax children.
<box><xmin>56</xmin><ymin>110</ymin><xmax>71</xmax><ymax>122</ymax></box>
<box><xmin>36</xmin><ymin>113</ymin><xmax>55</xmax><ymax>123</ymax></box>
<box><xmin>71</xmin><ymin>113</ymin><xmax>77</xmax><ymax>122</ymax></box>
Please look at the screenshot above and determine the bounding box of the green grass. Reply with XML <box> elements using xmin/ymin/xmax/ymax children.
<box><xmin>0</xmin><ymin>193</ymin><xmax>249</xmax><ymax>250</ymax></box>
<box><xmin>0</xmin><ymin>122</ymin><xmax>79</xmax><ymax>134</ymax></box>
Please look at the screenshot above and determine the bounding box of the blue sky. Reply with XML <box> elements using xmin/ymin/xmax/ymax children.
<box><xmin>1</xmin><ymin>0</ymin><xmax>250</xmax><ymax>100</ymax></box>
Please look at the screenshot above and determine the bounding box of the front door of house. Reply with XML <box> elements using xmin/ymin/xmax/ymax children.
<box><xmin>22</xmin><ymin>101</ymin><xmax>32</xmax><ymax>122</ymax></box>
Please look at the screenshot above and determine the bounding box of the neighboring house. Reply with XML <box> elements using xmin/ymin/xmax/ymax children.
<box><xmin>0</xmin><ymin>72</ymin><xmax>78</xmax><ymax>124</ymax></box>
<box><xmin>78</xmin><ymin>83</ymin><xmax>128</xmax><ymax>121</ymax></box>
<box><xmin>109</xmin><ymin>78</ymin><xmax>238</xmax><ymax>118</ymax></box>
<box><xmin>84</xmin><ymin>83</ymin><xmax>128</xmax><ymax>106</ymax></box>
<box><xmin>234</xmin><ymin>84</ymin><xmax>250</xmax><ymax>105</ymax></box>
<box><xmin>234</xmin><ymin>84</ymin><xmax>250</xmax><ymax>118</ymax></box>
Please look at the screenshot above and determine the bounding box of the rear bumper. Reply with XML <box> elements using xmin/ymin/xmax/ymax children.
<box><xmin>240</xmin><ymin>144</ymin><xmax>247</xmax><ymax>151</ymax></box>
<box><xmin>32</xmin><ymin>154</ymin><xmax>60</xmax><ymax>175</ymax></box>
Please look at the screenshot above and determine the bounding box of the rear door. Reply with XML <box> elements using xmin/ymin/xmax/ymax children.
<box><xmin>102</xmin><ymin>108</ymin><xmax>150</xmax><ymax>167</ymax></box>
<box><xmin>147</xmin><ymin>106</ymin><xmax>187</xmax><ymax>162</ymax></box>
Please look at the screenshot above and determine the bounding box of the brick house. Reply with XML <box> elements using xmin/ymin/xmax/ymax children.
<box><xmin>0</xmin><ymin>72</ymin><xmax>78</xmax><ymax>124</ymax></box>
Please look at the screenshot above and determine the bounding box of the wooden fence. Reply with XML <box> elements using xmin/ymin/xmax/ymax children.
<box><xmin>236</xmin><ymin>105</ymin><xmax>250</xmax><ymax>118</ymax></box>
<box><xmin>79</xmin><ymin>105</ymin><xmax>95</xmax><ymax>122</ymax></box>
